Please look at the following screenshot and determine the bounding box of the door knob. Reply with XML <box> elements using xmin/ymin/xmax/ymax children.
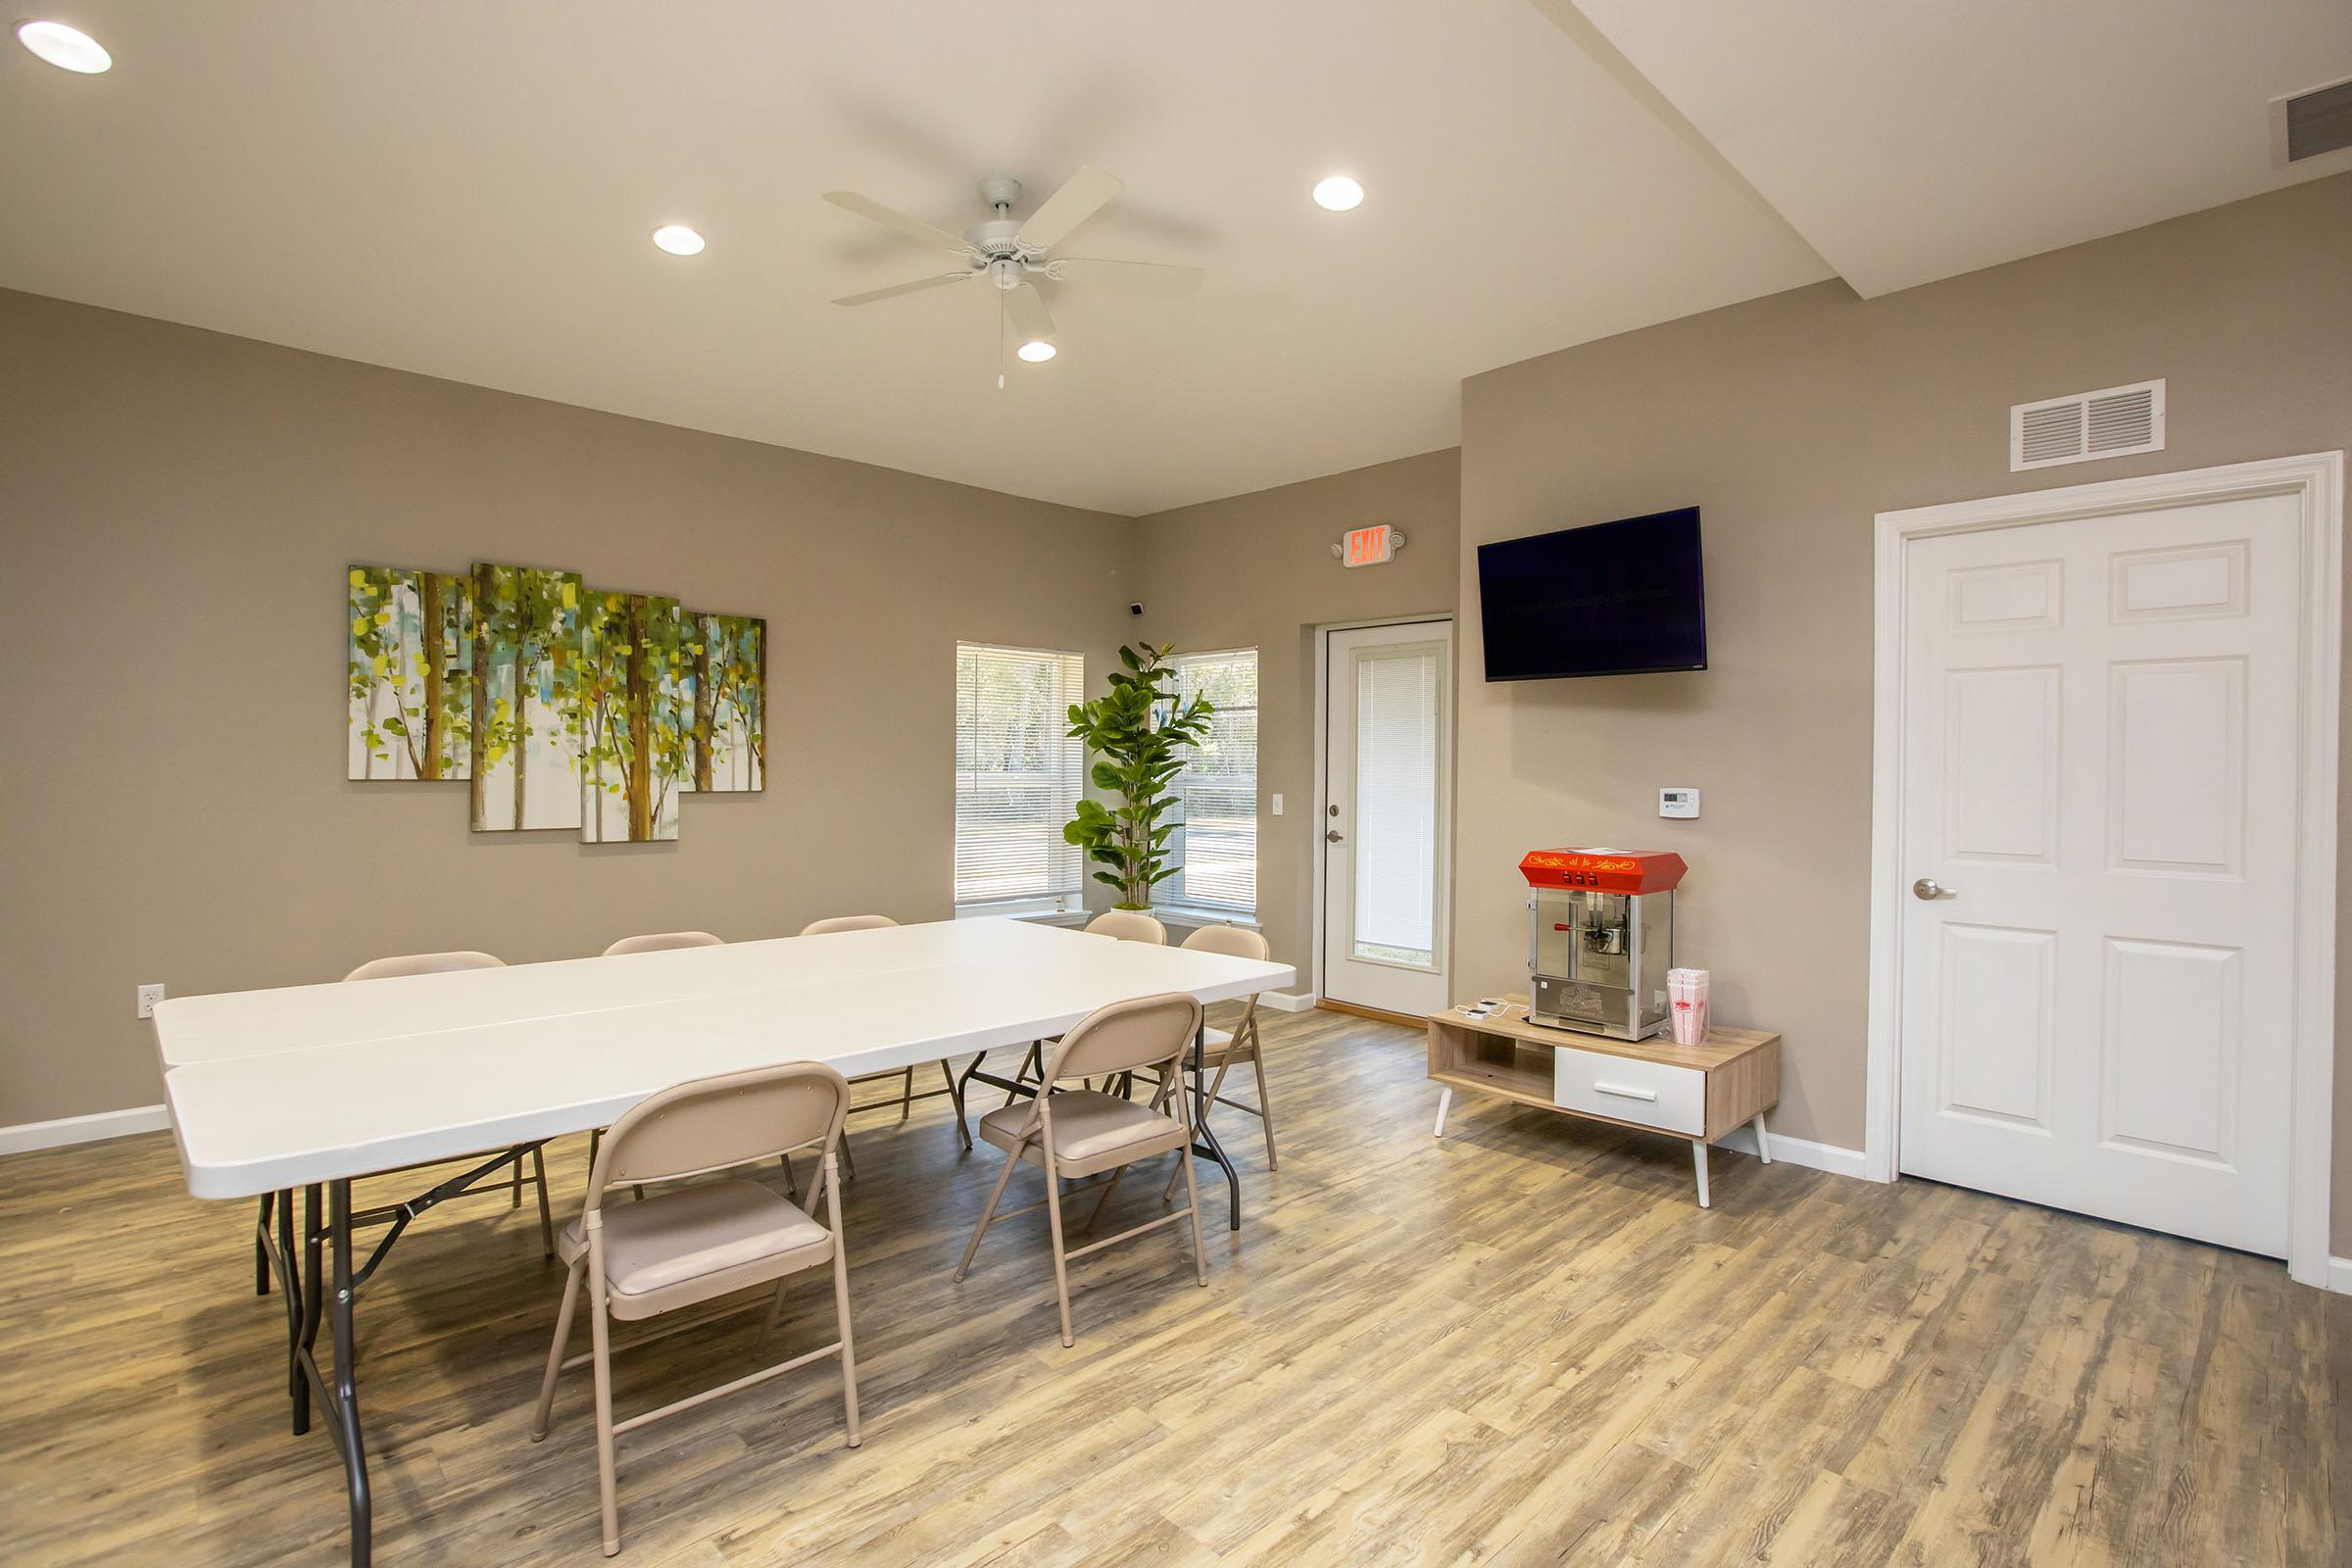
<box><xmin>1326</xmin><ymin>829</ymin><xmax>1346</xmax><ymax>843</ymax></box>
<box><xmin>1911</xmin><ymin>878</ymin><xmax>1956</xmax><ymax>900</ymax></box>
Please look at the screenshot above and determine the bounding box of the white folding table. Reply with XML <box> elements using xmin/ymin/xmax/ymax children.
<box><xmin>155</xmin><ymin>919</ymin><xmax>1293</xmax><ymax>1566</ymax></box>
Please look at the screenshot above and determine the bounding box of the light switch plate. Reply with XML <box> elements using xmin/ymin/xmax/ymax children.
<box><xmin>1270</xmin><ymin>793</ymin><xmax>1284</xmax><ymax>816</ymax></box>
<box><xmin>1659</xmin><ymin>787</ymin><xmax>1700</xmax><ymax>820</ymax></box>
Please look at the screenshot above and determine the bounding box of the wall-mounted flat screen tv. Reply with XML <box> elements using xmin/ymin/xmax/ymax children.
<box><xmin>1477</xmin><ymin>507</ymin><xmax>1706</xmax><ymax>680</ymax></box>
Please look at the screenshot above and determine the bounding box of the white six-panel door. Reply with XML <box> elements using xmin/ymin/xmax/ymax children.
<box><xmin>1896</xmin><ymin>492</ymin><xmax>2302</xmax><ymax>1255</ymax></box>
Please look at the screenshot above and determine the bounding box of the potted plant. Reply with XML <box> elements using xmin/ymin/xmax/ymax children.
<box><xmin>1063</xmin><ymin>643</ymin><xmax>1215</xmax><ymax>909</ymax></box>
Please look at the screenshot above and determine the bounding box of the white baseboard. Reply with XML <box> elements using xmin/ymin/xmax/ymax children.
<box><xmin>0</xmin><ymin>1103</ymin><xmax>171</xmax><ymax>1155</ymax></box>
<box><xmin>1713</xmin><ymin>1123</ymin><xmax>1873</xmax><ymax>1182</ymax></box>
<box><xmin>2325</xmin><ymin>1256</ymin><xmax>2352</xmax><ymax>1295</ymax></box>
<box><xmin>1259</xmin><ymin>990</ymin><xmax>1315</xmax><ymax>1013</ymax></box>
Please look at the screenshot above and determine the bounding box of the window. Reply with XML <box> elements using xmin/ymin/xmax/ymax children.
<box><xmin>954</xmin><ymin>643</ymin><xmax>1086</xmax><ymax>909</ymax></box>
<box><xmin>1170</xmin><ymin>648</ymin><xmax>1258</xmax><ymax>913</ymax></box>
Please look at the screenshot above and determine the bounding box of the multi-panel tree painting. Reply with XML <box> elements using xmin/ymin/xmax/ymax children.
<box><xmin>470</xmin><ymin>564</ymin><xmax>586</xmax><ymax>832</ymax></box>
<box><xmin>345</xmin><ymin>561</ymin><xmax>764</xmax><ymax>843</ymax></box>
<box><xmin>347</xmin><ymin>567</ymin><xmax>475</xmax><ymax>780</ymax></box>
<box><xmin>689</xmin><ymin>613</ymin><xmax>765</xmax><ymax>794</ymax></box>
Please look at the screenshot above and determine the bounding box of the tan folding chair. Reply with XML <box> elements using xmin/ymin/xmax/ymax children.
<box><xmin>601</xmin><ymin>931</ymin><xmax>723</xmax><ymax>956</ymax></box>
<box><xmin>590</xmin><ymin>932</ymin><xmax>744</xmax><ymax>1194</ymax></box>
<box><xmin>998</xmin><ymin>908</ymin><xmax>1168</xmax><ymax>1102</ymax></box>
<box><xmin>798</xmin><ymin>915</ymin><xmax>970</xmax><ymax>1152</ymax></box>
<box><xmin>313</xmin><ymin>953</ymin><xmax>554</xmax><ymax>1256</ymax></box>
<box><xmin>531</xmin><ymin>1061</ymin><xmax>859</xmax><ymax>1557</ymax></box>
<box><xmin>1085</xmin><ymin>908</ymin><xmax>1167</xmax><ymax>945</ymax></box>
<box><xmin>956</xmin><ymin>992</ymin><xmax>1207</xmax><ymax>1348</ymax></box>
<box><xmin>1158</xmin><ymin>925</ymin><xmax>1277</xmax><ymax>1175</ymax></box>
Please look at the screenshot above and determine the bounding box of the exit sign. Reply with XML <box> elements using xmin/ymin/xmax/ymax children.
<box><xmin>1341</xmin><ymin>523</ymin><xmax>1400</xmax><ymax>567</ymax></box>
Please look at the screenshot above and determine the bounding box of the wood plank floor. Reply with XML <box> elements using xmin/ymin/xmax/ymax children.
<box><xmin>0</xmin><ymin>1007</ymin><xmax>2343</xmax><ymax>1566</ymax></box>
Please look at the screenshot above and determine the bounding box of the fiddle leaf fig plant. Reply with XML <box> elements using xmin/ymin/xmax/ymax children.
<box><xmin>1063</xmin><ymin>643</ymin><xmax>1215</xmax><ymax>909</ymax></box>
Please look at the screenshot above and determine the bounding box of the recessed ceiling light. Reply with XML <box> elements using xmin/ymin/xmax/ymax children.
<box><xmin>651</xmin><ymin>224</ymin><xmax>706</xmax><ymax>256</ymax></box>
<box><xmin>1312</xmin><ymin>175</ymin><xmax>1364</xmax><ymax>213</ymax></box>
<box><xmin>1016</xmin><ymin>340</ymin><xmax>1056</xmax><ymax>363</ymax></box>
<box><xmin>17</xmin><ymin>20</ymin><xmax>111</xmax><ymax>74</ymax></box>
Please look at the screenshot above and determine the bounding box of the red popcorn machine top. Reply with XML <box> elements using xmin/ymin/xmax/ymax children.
<box><xmin>1518</xmin><ymin>849</ymin><xmax>1688</xmax><ymax>1039</ymax></box>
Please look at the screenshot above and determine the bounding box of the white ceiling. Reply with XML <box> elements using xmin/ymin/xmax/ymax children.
<box><xmin>2</xmin><ymin>4</ymin><xmax>2341</xmax><ymax>514</ymax></box>
<box><xmin>1574</xmin><ymin>0</ymin><xmax>2352</xmax><ymax>299</ymax></box>
<box><xmin>0</xmin><ymin>1</ymin><xmax>1830</xmax><ymax>515</ymax></box>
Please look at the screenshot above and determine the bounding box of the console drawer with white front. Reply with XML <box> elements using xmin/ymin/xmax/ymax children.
<box><xmin>1551</xmin><ymin>1044</ymin><xmax>1703</xmax><ymax>1135</ymax></box>
<box><xmin>1425</xmin><ymin>996</ymin><xmax>1780</xmax><ymax>1207</ymax></box>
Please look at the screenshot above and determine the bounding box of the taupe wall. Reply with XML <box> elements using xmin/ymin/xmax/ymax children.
<box><xmin>1455</xmin><ymin>175</ymin><xmax>2352</xmax><ymax>1240</ymax></box>
<box><xmin>1136</xmin><ymin>451</ymin><xmax>1460</xmax><ymax>978</ymax></box>
<box><xmin>0</xmin><ymin>288</ymin><xmax>1139</xmax><ymax>1128</ymax></box>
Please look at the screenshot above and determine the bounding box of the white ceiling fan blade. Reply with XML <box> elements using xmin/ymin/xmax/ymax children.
<box><xmin>831</xmin><ymin>272</ymin><xmax>972</xmax><ymax>307</ymax></box>
<box><xmin>1015</xmin><ymin>166</ymin><xmax>1123</xmax><ymax>253</ymax></box>
<box><xmin>1004</xmin><ymin>281</ymin><xmax>1056</xmax><ymax>345</ymax></box>
<box><xmin>1053</xmin><ymin>257</ymin><xmax>1203</xmax><ymax>294</ymax></box>
<box><xmin>822</xmin><ymin>191</ymin><xmax>972</xmax><ymax>255</ymax></box>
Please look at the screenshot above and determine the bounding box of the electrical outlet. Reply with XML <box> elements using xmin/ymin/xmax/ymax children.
<box><xmin>136</xmin><ymin>982</ymin><xmax>166</xmax><ymax>1019</ymax></box>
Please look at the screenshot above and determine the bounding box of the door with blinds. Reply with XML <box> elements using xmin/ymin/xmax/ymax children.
<box><xmin>1321</xmin><ymin>621</ymin><xmax>1452</xmax><ymax>1016</ymax></box>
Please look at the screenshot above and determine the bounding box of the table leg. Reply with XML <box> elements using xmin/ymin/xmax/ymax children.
<box><xmin>1751</xmin><ymin>1111</ymin><xmax>1773</xmax><ymax>1164</ymax></box>
<box><xmin>1433</xmin><ymin>1087</ymin><xmax>1453</xmax><ymax>1138</ymax></box>
<box><xmin>298</xmin><ymin>1184</ymin><xmax>323</xmax><ymax>1435</ymax></box>
<box><xmin>272</xmin><ymin>1188</ymin><xmax>302</xmax><ymax>1413</ymax></box>
<box><xmin>325</xmin><ymin>1179</ymin><xmax>373</xmax><ymax>1567</ymax></box>
<box><xmin>1691</xmin><ymin>1142</ymin><xmax>1711</xmax><ymax>1208</ymax></box>
<box><xmin>1191</xmin><ymin>1020</ymin><xmax>1241</xmax><ymax>1232</ymax></box>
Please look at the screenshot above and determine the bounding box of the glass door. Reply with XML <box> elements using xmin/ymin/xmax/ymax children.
<box><xmin>1321</xmin><ymin>620</ymin><xmax>1452</xmax><ymax>1016</ymax></box>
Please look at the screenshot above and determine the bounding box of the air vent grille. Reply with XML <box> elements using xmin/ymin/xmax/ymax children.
<box><xmin>2278</xmin><ymin>75</ymin><xmax>2352</xmax><ymax>164</ymax></box>
<box><xmin>2009</xmin><ymin>379</ymin><xmax>2165</xmax><ymax>471</ymax></box>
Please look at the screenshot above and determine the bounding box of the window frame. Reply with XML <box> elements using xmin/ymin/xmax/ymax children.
<box><xmin>1165</xmin><ymin>646</ymin><xmax>1260</xmax><ymax>918</ymax></box>
<box><xmin>952</xmin><ymin>641</ymin><xmax>1087</xmax><ymax>914</ymax></box>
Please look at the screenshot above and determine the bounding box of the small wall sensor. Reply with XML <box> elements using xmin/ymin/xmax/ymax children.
<box><xmin>1658</xmin><ymin>787</ymin><xmax>1699</xmax><ymax>820</ymax></box>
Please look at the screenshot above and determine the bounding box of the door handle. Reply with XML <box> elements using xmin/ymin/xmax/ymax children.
<box><xmin>1911</xmin><ymin>878</ymin><xmax>1957</xmax><ymax>901</ymax></box>
<box><xmin>1325</xmin><ymin>829</ymin><xmax>1346</xmax><ymax>843</ymax></box>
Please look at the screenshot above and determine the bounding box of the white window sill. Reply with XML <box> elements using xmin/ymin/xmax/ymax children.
<box><xmin>1153</xmin><ymin>906</ymin><xmax>1260</xmax><ymax>929</ymax></box>
<box><xmin>954</xmin><ymin>898</ymin><xmax>1081</xmax><ymax>922</ymax></box>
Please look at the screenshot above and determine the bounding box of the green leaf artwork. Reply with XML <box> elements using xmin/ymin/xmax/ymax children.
<box><xmin>468</xmin><ymin>564</ymin><xmax>586</xmax><ymax>833</ymax></box>
<box><xmin>346</xmin><ymin>566</ymin><xmax>474</xmax><ymax>781</ymax></box>
<box><xmin>343</xmin><ymin>563</ymin><xmax>767</xmax><ymax>844</ymax></box>
<box><xmin>1062</xmin><ymin>643</ymin><xmax>1214</xmax><ymax>908</ymax></box>
<box><xmin>578</xmin><ymin>589</ymin><xmax>694</xmax><ymax>844</ymax></box>
<box><xmin>683</xmin><ymin>612</ymin><xmax>766</xmax><ymax>793</ymax></box>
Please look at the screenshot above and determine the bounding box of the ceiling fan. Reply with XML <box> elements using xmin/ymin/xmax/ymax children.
<box><xmin>823</xmin><ymin>168</ymin><xmax>1201</xmax><ymax>380</ymax></box>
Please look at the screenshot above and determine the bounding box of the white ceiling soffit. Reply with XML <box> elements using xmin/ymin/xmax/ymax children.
<box><xmin>0</xmin><ymin>2</ymin><xmax>1830</xmax><ymax>516</ymax></box>
<box><xmin>1571</xmin><ymin>0</ymin><xmax>2352</xmax><ymax>300</ymax></box>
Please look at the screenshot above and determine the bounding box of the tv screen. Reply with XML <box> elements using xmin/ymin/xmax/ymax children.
<box><xmin>1477</xmin><ymin>508</ymin><xmax>1707</xmax><ymax>680</ymax></box>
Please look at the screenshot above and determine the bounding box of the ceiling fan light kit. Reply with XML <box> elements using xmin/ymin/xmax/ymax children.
<box><xmin>823</xmin><ymin>167</ymin><xmax>1202</xmax><ymax>379</ymax></box>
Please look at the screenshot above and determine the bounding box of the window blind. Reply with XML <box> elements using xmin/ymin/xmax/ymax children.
<box><xmin>954</xmin><ymin>643</ymin><xmax>1086</xmax><ymax>907</ymax></box>
<box><xmin>1351</xmin><ymin>644</ymin><xmax>1440</xmax><ymax>963</ymax></box>
<box><xmin>1171</xmin><ymin>649</ymin><xmax>1258</xmax><ymax>913</ymax></box>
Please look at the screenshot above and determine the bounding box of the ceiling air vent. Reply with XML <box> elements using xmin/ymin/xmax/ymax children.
<box><xmin>2273</xmin><ymin>74</ymin><xmax>2352</xmax><ymax>166</ymax></box>
<box><xmin>2009</xmin><ymin>379</ymin><xmax>2165</xmax><ymax>472</ymax></box>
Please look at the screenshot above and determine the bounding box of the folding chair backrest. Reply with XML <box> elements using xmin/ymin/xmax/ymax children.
<box><xmin>603</xmin><ymin>931</ymin><xmax>723</xmax><ymax>956</ymax></box>
<box><xmin>1045</xmin><ymin>992</ymin><xmax>1201</xmax><ymax>1083</ymax></box>
<box><xmin>799</xmin><ymin>914</ymin><xmax>899</xmax><ymax>935</ymax></box>
<box><xmin>592</xmin><ymin>1062</ymin><xmax>849</xmax><ymax>1199</ymax></box>
<box><xmin>1179</xmin><ymin>924</ymin><xmax>1270</xmax><ymax>963</ymax></box>
<box><xmin>1085</xmin><ymin>909</ymin><xmax>1167</xmax><ymax>945</ymax></box>
<box><xmin>342</xmin><ymin>951</ymin><xmax>506</xmax><ymax>983</ymax></box>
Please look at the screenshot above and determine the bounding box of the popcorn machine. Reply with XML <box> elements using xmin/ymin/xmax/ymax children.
<box><xmin>1518</xmin><ymin>849</ymin><xmax>1688</xmax><ymax>1040</ymax></box>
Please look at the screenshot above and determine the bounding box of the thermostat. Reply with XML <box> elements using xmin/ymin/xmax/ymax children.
<box><xmin>1658</xmin><ymin>787</ymin><xmax>1700</xmax><ymax>819</ymax></box>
